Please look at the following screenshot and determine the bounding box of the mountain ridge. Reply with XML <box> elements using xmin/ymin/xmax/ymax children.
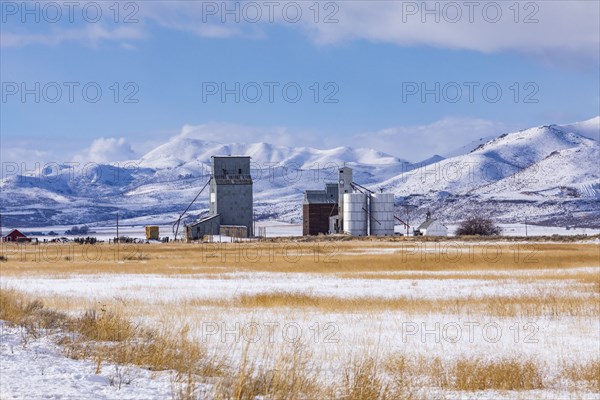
<box><xmin>1</xmin><ymin>117</ymin><xmax>598</xmax><ymax>228</ymax></box>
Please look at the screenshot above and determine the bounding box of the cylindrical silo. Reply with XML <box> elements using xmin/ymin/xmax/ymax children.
<box><xmin>370</xmin><ymin>193</ymin><xmax>395</xmax><ymax>236</ymax></box>
<box><xmin>343</xmin><ymin>193</ymin><xmax>367</xmax><ymax>236</ymax></box>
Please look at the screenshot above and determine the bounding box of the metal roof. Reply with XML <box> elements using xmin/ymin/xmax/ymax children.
<box><xmin>417</xmin><ymin>219</ymin><xmax>435</xmax><ymax>230</ymax></box>
<box><xmin>304</xmin><ymin>190</ymin><xmax>337</xmax><ymax>204</ymax></box>
<box><xmin>211</xmin><ymin>155</ymin><xmax>251</xmax><ymax>159</ymax></box>
<box><xmin>188</xmin><ymin>214</ymin><xmax>220</xmax><ymax>227</ymax></box>
<box><xmin>417</xmin><ymin>219</ymin><xmax>447</xmax><ymax>230</ymax></box>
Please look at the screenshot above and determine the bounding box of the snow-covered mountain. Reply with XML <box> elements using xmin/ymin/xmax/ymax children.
<box><xmin>140</xmin><ymin>136</ymin><xmax>407</xmax><ymax>171</ymax></box>
<box><xmin>560</xmin><ymin>116</ymin><xmax>600</xmax><ymax>141</ymax></box>
<box><xmin>382</xmin><ymin>121</ymin><xmax>599</xmax><ymax>226</ymax></box>
<box><xmin>1</xmin><ymin>117</ymin><xmax>598</xmax><ymax>228</ymax></box>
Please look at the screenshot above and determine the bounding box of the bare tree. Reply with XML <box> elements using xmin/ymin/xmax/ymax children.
<box><xmin>455</xmin><ymin>216</ymin><xmax>502</xmax><ymax>236</ymax></box>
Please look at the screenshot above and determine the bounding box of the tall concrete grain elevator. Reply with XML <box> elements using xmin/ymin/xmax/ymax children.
<box><xmin>186</xmin><ymin>156</ymin><xmax>254</xmax><ymax>240</ymax></box>
<box><xmin>210</xmin><ymin>156</ymin><xmax>254</xmax><ymax>237</ymax></box>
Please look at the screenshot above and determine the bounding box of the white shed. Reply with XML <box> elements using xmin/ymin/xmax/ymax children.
<box><xmin>416</xmin><ymin>218</ymin><xmax>448</xmax><ymax>236</ymax></box>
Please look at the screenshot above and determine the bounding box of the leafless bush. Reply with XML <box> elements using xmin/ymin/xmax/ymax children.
<box><xmin>455</xmin><ymin>216</ymin><xmax>502</xmax><ymax>236</ymax></box>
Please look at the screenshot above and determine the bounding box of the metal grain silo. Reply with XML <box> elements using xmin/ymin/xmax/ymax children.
<box><xmin>343</xmin><ymin>193</ymin><xmax>368</xmax><ymax>236</ymax></box>
<box><xmin>370</xmin><ymin>193</ymin><xmax>395</xmax><ymax>236</ymax></box>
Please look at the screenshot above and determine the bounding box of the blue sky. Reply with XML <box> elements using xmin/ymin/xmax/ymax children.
<box><xmin>1</xmin><ymin>1</ymin><xmax>599</xmax><ymax>164</ymax></box>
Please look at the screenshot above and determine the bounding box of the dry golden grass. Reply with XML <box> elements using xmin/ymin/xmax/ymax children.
<box><xmin>181</xmin><ymin>291</ymin><xmax>600</xmax><ymax>317</ymax></box>
<box><xmin>278</xmin><ymin>234</ymin><xmax>600</xmax><ymax>243</ymax></box>
<box><xmin>4</xmin><ymin>288</ymin><xmax>600</xmax><ymax>398</ymax></box>
<box><xmin>63</xmin><ymin>325</ymin><xmax>223</xmax><ymax>379</ymax></box>
<box><xmin>341</xmin><ymin>356</ymin><xmax>393</xmax><ymax>400</ymax></box>
<box><xmin>1</xmin><ymin>240</ymin><xmax>599</xmax><ymax>398</ymax></box>
<box><xmin>337</xmin><ymin>269</ymin><xmax>600</xmax><ymax>282</ymax></box>
<box><xmin>0</xmin><ymin>242</ymin><xmax>598</xmax><ymax>276</ymax></box>
<box><xmin>385</xmin><ymin>355</ymin><xmax>451</xmax><ymax>394</ymax></box>
<box><xmin>453</xmin><ymin>357</ymin><xmax>543</xmax><ymax>391</ymax></box>
<box><xmin>76</xmin><ymin>308</ymin><xmax>136</xmax><ymax>342</ymax></box>
<box><xmin>390</xmin><ymin>355</ymin><xmax>546</xmax><ymax>392</ymax></box>
<box><xmin>5</xmin><ymin>262</ymin><xmax>597</xmax><ymax>320</ymax></box>
<box><xmin>0</xmin><ymin>288</ymin><xmax>66</xmax><ymax>334</ymax></box>
<box><xmin>563</xmin><ymin>361</ymin><xmax>600</xmax><ymax>391</ymax></box>
<box><xmin>218</xmin><ymin>342</ymin><xmax>322</xmax><ymax>400</ymax></box>
<box><xmin>385</xmin><ymin>354</ymin><xmax>545</xmax><ymax>392</ymax></box>
<box><xmin>0</xmin><ymin>288</ymin><xmax>222</xmax><ymax>381</ymax></box>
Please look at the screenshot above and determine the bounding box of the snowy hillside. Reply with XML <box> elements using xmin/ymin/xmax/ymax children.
<box><xmin>560</xmin><ymin>116</ymin><xmax>600</xmax><ymax>141</ymax></box>
<box><xmin>382</xmin><ymin>124</ymin><xmax>596</xmax><ymax>195</ymax></box>
<box><xmin>381</xmin><ymin>121</ymin><xmax>599</xmax><ymax>226</ymax></box>
<box><xmin>1</xmin><ymin>117</ymin><xmax>598</xmax><ymax>229</ymax></box>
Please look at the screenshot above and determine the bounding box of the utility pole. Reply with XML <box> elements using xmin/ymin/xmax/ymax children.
<box><xmin>115</xmin><ymin>210</ymin><xmax>120</xmax><ymax>260</ymax></box>
<box><xmin>398</xmin><ymin>203</ymin><xmax>418</xmax><ymax>236</ymax></box>
<box><xmin>525</xmin><ymin>217</ymin><xmax>528</xmax><ymax>237</ymax></box>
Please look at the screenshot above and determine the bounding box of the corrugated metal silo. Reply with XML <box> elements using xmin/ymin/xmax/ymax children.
<box><xmin>343</xmin><ymin>193</ymin><xmax>368</xmax><ymax>236</ymax></box>
<box><xmin>370</xmin><ymin>193</ymin><xmax>395</xmax><ymax>236</ymax></box>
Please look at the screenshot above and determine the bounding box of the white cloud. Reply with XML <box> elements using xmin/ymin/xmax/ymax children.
<box><xmin>2</xmin><ymin>1</ymin><xmax>597</xmax><ymax>66</ymax></box>
<box><xmin>138</xmin><ymin>3</ymin><xmax>247</xmax><ymax>39</ymax></box>
<box><xmin>74</xmin><ymin>137</ymin><xmax>137</xmax><ymax>164</ymax></box>
<box><xmin>137</xmin><ymin>0</ymin><xmax>599</xmax><ymax>66</ymax></box>
<box><xmin>352</xmin><ymin>118</ymin><xmax>509</xmax><ymax>162</ymax></box>
<box><xmin>0</xmin><ymin>147</ymin><xmax>52</xmax><ymax>165</ymax></box>
<box><xmin>303</xmin><ymin>1</ymin><xmax>599</xmax><ymax>66</ymax></box>
<box><xmin>176</xmin><ymin>122</ymin><xmax>323</xmax><ymax>148</ymax></box>
<box><xmin>115</xmin><ymin>1</ymin><xmax>600</xmax><ymax>66</ymax></box>
<box><xmin>0</xmin><ymin>24</ymin><xmax>145</xmax><ymax>48</ymax></box>
<box><xmin>167</xmin><ymin>119</ymin><xmax>511</xmax><ymax>162</ymax></box>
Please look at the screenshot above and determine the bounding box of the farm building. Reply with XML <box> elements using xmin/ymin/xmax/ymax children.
<box><xmin>2</xmin><ymin>229</ymin><xmax>31</xmax><ymax>242</ymax></box>
<box><xmin>186</xmin><ymin>215</ymin><xmax>221</xmax><ymax>239</ymax></box>
<box><xmin>186</xmin><ymin>156</ymin><xmax>254</xmax><ymax>240</ymax></box>
<box><xmin>414</xmin><ymin>212</ymin><xmax>448</xmax><ymax>236</ymax></box>
<box><xmin>209</xmin><ymin>156</ymin><xmax>253</xmax><ymax>236</ymax></box>
<box><xmin>145</xmin><ymin>226</ymin><xmax>160</xmax><ymax>240</ymax></box>
<box><xmin>337</xmin><ymin>166</ymin><xmax>353</xmax><ymax>232</ymax></box>
<box><xmin>303</xmin><ymin>183</ymin><xmax>339</xmax><ymax>236</ymax></box>
<box><xmin>302</xmin><ymin>166</ymin><xmax>397</xmax><ymax>237</ymax></box>
<box><xmin>219</xmin><ymin>225</ymin><xmax>248</xmax><ymax>239</ymax></box>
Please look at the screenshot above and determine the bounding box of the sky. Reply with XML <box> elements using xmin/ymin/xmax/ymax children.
<box><xmin>1</xmin><ymin>0</ymin><xmax>599</xmax><ymax>166</ymax></box>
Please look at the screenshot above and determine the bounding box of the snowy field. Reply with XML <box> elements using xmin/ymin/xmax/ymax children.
<box><xmin>0</xmin><ymin>321</ymin><xmax>182</xmax><ymax>399</ymax></box>
<box><xmin>4</xmin><ymin>267</ymin><xmax>598</xmax><ymax>302</ymax></box>
<box><xmin>14</xmin><ymin>221</ymin><xmax>600</xmax><ymax>242</ymax></box>
<box><xmin>1</xmin><ymin>241</ymin><xmax>598</xmax><ymax>399</ymax></box>
<box><xmin>15</xmin><ymin>221</ymin><xmax>303</xmax><ymax>241</ymax></box>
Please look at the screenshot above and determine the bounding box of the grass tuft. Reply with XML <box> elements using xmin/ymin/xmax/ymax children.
<box><xmin>564</xmin><ymin>361</ymin><xmax>600</xmax><ymax>391</ymax></box>
<box><xmin>454</xmin><ymin>357</ymin><xmax>543</xmax><ymax>391</ymax></box>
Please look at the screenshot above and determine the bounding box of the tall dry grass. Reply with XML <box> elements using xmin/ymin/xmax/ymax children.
<box><xmin>385</xmin><ymin>354</ymin><xmax>545</xmax><ymax>392</ymax></box>
<box><xmin>0</xmin><ymin>287</ymin><xmax>223</xmax><ymax>395</ymax></box>
<box><xmin>4</xmin><ymin>288</ymin><xmax>600</xmax><ymax>398</ymax></box>
<box><xmin>341</xmin><ymin>356</ymin><xmax>393</xmax><ymax>400</ymax></box>
<box><xmin>217</xmin><ymin>341</ymin><xmax>322</xmax><ymax>400</ymax></box>
<box><xmin>183</xmin><ymin>291</ymin><xmax>600</xmax><ymax>318</ymax></box>
<box><xmin>563</xmin><ymin>361</ymin><xmax>600</xmax><ymax>391</ymax></box>
<box><xmin>1</xmin><ymin>242</ymin><xmax>598</xmax><ymax>276</ymax></box>
<box><xmin>2</xmin><ymin>239</ymin><xmax>599</xmax><ymax>399</ymax></box>
<box><xmin>453</xmin><ymin>357</ymin><xmax>543</xmax><ymax>391</ymax></box>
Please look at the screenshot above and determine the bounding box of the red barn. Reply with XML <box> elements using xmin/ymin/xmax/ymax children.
<box><xmin>2</xmin><ymin>229</ymin><xmax>30</xmax><ymax>242</ymax></box>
